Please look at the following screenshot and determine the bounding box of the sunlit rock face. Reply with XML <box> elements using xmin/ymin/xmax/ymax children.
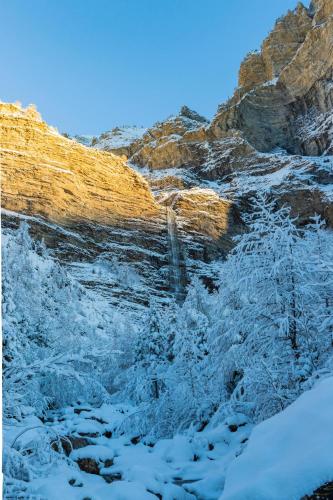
<box><xmin>1</xmin><ymin>103</ymin><xmax>238</xmax><ymax>306</ymax></box>
<box><xmin>123</xmin><ymin>0</ymin><xmax>332</xmax><ymax>171</ymax></box>
<box><xmin>311</xmin><ymin>0</ymin><xmax>333</xmax><ymax>23</ymax></box>
<box><xmin>129</xmin><ymin>106</ymin><xmax>209</xmax><ymax>170</ymax></box>
<box><xmin>238</xmin><ymin>3</ymin><xmax>312</xmax><ymax>91</ymax></box>
<box><xmin>1</xmin><ymin>1</ymin><xmax>332</xmax><ymax>306</ymax></box>
<box><xmin>0</xmin><ymin>102</ymin><xmax>170</xmax><ymax>306</ymax></box>
<box><xmin>106</xmin><ymin>0</ymin><xmax>332</xmax><ymax>232</ymax></box>
<box><xmin>0</xmin><ymin>103</ymin><xmax>160</xmax><ymax>225</ymax></box>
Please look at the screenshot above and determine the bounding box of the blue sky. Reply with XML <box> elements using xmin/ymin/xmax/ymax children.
<box><xmin>1</xmin><ymin>0</ymin><xmax>308</xmax><ymax>135</ymax></box>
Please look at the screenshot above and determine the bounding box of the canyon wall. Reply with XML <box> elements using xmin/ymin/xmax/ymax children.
<box><xmin>1</xmin><ymin>0</ymin><xmax>332</xmax><ymax>305</ymax></box>
<box><xmin>1</xmin><ymin>103</ymin><xmax>239</xmax><ymax>306</ymax></box>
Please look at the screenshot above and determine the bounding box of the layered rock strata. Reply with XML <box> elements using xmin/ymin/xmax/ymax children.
<box><xmin>118</xmin><ymin>0</ymin><xmax>332</xmax><ymax>172</ymax></box>
<box><xmin>1</xmin><ymin>1</ymin><xmax>332</xmax><ymax>305</ymax></box>
<box><xmin>89</xmin><ymin>0</ymin><xmax>332</xmax><ymax>231</ymax></box>
<box><xmin>211</xmin><ymin>0</ymin><xmax>333</xmax><ymax>155</ymax></box>
<box><xmin>1</xmin><ymin>103</ymin><xmax>238</xmax><ymax>305</ymax></box>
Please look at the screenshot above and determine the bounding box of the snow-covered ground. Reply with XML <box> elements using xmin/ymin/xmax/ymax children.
<box><xmin>70</xmin><ymin>127</ymin><xmax>147</xmax><ymax>151</ymax></box>
<box><xmin>199</xmin><ymin>153</ymin><xmax>333</xmax><ymax>204</ymax></box>
<box><xmin>5</xmin><ymin>377</ymin><xmax>333</xmax><ymax>499</ymax></box>
<box><xmin>4</xmin><ymin>403</ymin><xmax>252</xmax><ymax>500</ymax></box>
<box><xmin>71</xmin><ymin>135</ymin><xmax>95</xmax><ymax>147</ymax></box>
<box><xmin>3</xmin><ymin>147</ymin><xmax>333</xmax><ymax>499</ymax></box>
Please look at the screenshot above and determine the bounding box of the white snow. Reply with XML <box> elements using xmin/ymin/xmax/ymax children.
<box><xmin>262</xmin><ymin>77</ymin><xmax>278</xmax><ymax>87</ymax></box>
<box><xmin>221</xmin><ymin>377</ymin><xmax>333</xmax><ymax>500</ymax></box>
<box><xmin>318</xmin><ymin>183</ymin><xmax>333</xmax><ymax>201</ymax></box>
<box><xmin>93</xmin><ymin>126</ymin><xmax>147</xmax><ymax>151</ymax></box>
<box><xmin>4</xmin><ymin>401</ymin><xmax>252</xmax><ymax>499</ymax></box>
<box><xmin>71</xmin><ymin>445</ymin><xmax>115</xmax><ymax>461</ymax></box>
<box><xmin>73</xmin><ymin>135</ymin><xmax>95</xmax><ymax>146</ymax></box>
<box><xmin>3</xmin><ymin>143</ymin><xmax>333</xmax><ymax>500</ymax></box>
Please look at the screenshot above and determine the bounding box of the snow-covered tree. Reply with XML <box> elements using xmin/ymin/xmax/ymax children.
<box><xmin>170</xmin><ymin>279</ymin><xmax>212</xmax><ymax>410</ymax></box>
<box><xmin>123</xmin><ymin>298</ymin><xmax>177</xmax><ymax>407</ymax></box>
<box><xmin>120</xmin><ymin>195</ymin><xmax>333</xmax><ymax>438</ymax></box>
<box><xmin>2</xmin><ymin>223</ymin><xmax>118</xmax><ymax>421</ymax></box>
<box><xmin>210</xmin><ymin>195</ymin><xmax>333</xmax><ymax>421</ymax></box>
<box><xmin>144</xmin><ymin>278</ymin><xmax>217</xmax><ymax>436</ymax></box>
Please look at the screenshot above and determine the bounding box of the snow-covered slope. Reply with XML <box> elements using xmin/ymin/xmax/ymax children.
<box><xmin>221</xmin><ymin>377</ymin><xmax>333</xmax><ymax>500</ymax></box>
<box><xmin>4</xmin><ymin>399</ymin><xmax>252</xmax><ymax>500</ymax></box>
<box><xmin>71</xmin><ymin>134</ymin><xmax>95</xmax><ymax>146</ymax></box>
<box><xmin>93</xmin><ymin>126</ymin><xmax>147</xmax><ymax>151</ymax></box>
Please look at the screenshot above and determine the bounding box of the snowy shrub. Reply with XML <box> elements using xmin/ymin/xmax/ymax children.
<box><xmin>3</xmin><ymin>194</ymin><xmax>333</xmax><ymax>497</ymax></box>
<box><xmin>2</xmin><ymin>223</ymin><xmax>119</xmax><ymax>421</ymax></box>
<box><xmin>2</xmin><ymin>223</ymin><xmax>144</xmax><ymax>494</ymax></box>
<box><xmin>121</xmin><ymin>282</ymin><xmax>219</xmax><ymax>438</ymax></box>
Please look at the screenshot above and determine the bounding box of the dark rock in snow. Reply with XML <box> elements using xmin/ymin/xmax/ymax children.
<box><xmin>76</xmin><ymin>458</ymin><xmax>100</xmax><ymax>475</ymax></box>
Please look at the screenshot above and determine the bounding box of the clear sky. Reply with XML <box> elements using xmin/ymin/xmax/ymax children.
<box><xmin>1</xmin><ymin>0</ymin><xmax>308</xmax><ymax>135</ymax></box>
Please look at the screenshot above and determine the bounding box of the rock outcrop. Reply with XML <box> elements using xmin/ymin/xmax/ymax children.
<box><xmin>92</xmin><ymin>126</ymin><xmax>147</xmax><ymax>157</ymax></box>
<box><xmin>130</xmin><ymin>106</ymin><xmax>208</xmax><ymax>169</ymax></box>
<box><xmin>238</xmin><ymin>3</ymin><xmax>312</xmax><ymax>91</ymax></box>
<box><xmin>120</xmin><ymin>0</ymin><xmax>332</xmax><ymax>172</ymax></box>
<box><xmin>90</xmin><ymin>0</ymin><xmax>331</xmax><ymax>233</ymax></box>
<box><xmin>1</xmin><ymin>103</ymin><xmax>172</xmax><ymax>306</ymax></box>
<box><xmin>211</xmin><ymin>0</ymin><xmax>333</xmax><ymax>155</ymax></box>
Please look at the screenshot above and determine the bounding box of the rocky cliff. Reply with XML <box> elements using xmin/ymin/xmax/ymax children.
<box><xmin>1</xmin><ymin>0</ymin><xmax>332</xmax><ymax>306</ymax></box>
<box><xmin>1</xmin><ymin>103</ymin><xmax>240</xmax><ymax>306</ymax></box>
<box><xmin>116</xmin><ymin>0</ymin><xmax>332</xmax><ymax>167</ymax></box>
<box><xmin>211</xmin><ymin>0</ymin><xmax>333</xmax><ymax>156</ymax></box>
<box><xmin>94</xmin><ymin>0</ymin><xmax>332</xmax><ymax>228</ymax></box>
<box><xmin>1</xmin><ymin>103</ymin><xmax>160</xmax><ymax>225</ymax></box>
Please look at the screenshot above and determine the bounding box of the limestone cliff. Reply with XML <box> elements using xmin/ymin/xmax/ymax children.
<box><xmin>92</xmin><ymin>0</ymin><xmax>332</xmax><ymax>231</ymax></box>
<box><xmin>238</xmin><ymin>3</ymin><xmax>312</xmax><ymax>91</ymax></box>
<box><xmin>121</xmin><ymin>0</ymin><xmax>332</xmax><ymax>171</ymax></box>
<box><xmin>1</xmin><ymin>0</ymin><xmax>332</xmax><ymax>305</ymax></box>
<box><xmin>0</xmin><ymin>103</ymin><xmax>160</xmax><ymax>225</ymax></box>
<box><xmin>1</xmin><ymin>102</ymin><xmax>239</xmax><ymax>306</ymax></box>
<box><xmin>211</xmin><ymin>0</ymin><xmax>333</xmax><ymax>155</ymax></box>
<box><xmin>130</xmin><ymin>106</ymin><xmax>208</xmax><ymax>170</ymax></box>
